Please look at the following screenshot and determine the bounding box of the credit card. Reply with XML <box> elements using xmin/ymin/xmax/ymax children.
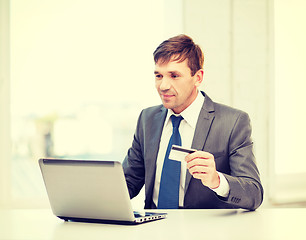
<box><xmin>168</xmin><ymin>145</ymin><xmax>196</xmax><ymax>162</ymax></box>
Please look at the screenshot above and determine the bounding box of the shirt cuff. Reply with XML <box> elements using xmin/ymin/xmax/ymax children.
<box><xmin>210</xmin><ymin>172</ymin><xmax>230</xmax><ymax>197</ymax></box>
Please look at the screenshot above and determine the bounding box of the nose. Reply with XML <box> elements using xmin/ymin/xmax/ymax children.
<box><xmin>159</xmin><ymin>77</ymin><xmax>171</xmax><ymax>91</ymax></box>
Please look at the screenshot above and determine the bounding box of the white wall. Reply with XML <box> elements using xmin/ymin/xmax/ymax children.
<box><xmin>0</xmin><ymin>0</ymin><xmax>11</xmax><ymax>208</ymax></box>
<box><xmin>274</xmin><ymin>0</ymin><xmax>306</xmax><ymax>174</ymax></box>
<box><xmin>184</xmin><ymin>0</ymin><xmax>270</xmax><ymax>203</ymax></box>
<box><xmin>271</xmin><ymin>0</ymin><xmax>306</xmax><ymax>203</ymax></box>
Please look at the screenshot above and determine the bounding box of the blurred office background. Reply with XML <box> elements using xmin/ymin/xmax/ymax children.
<box><xmin>1</xmin><ymin>0</ymin><xmax>306</xmax><ymax>209</ymax></box>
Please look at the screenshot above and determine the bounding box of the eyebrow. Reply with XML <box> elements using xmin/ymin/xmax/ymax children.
<box><xmin>154</xmin><ymin>71</ymin><xmax>181</xmax><ymax>75</ymax></box>
<box><xmin>169</xmin><ymin>71</ymin><xmax>180</xmax><ymax>75</ymax></box>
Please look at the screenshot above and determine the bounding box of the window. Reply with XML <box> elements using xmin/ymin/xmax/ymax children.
<box><xmin>9</xmin><ymin>0</ymin><xmax>171</xmax><ymax>207</ymax></box>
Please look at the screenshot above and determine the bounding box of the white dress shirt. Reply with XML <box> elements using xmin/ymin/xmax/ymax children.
<box><xmin>153</xmin><ymin>91</ymin><xmax>230</xmax><ymax>207</ymax></box>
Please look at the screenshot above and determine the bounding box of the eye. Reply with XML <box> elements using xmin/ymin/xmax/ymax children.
<box><xmin>171</xmin><ymin>73</ymin><xmax>179</xmax><ymax>79</ymax></box>
<box><xmin>155</xmin><ymin>74</ymin><xmax>163</xmax><ymax>80</ymax></box>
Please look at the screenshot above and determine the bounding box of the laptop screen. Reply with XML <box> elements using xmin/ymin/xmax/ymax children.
<box><xmin>39</xmin><ymin>159</ymin><xmax>135</xmax><ymax>222</ymax></box>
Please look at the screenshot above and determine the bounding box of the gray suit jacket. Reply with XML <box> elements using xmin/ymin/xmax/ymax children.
<box><xmin>122</xmin><ymin>91</ymin><xmax>263</xmax><ymax>210</ymax></box>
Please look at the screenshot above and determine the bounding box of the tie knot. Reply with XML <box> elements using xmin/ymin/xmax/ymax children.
<box><xmin>170</xmin><ymin>115</ymin><xmax>183</xmax><ymax>129</ymax></box>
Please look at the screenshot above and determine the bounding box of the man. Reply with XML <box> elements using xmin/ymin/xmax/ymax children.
<box><xmin>122</xmin><ymin>34</ymin><xmax>263</xmax><ymax>210</ymax></box>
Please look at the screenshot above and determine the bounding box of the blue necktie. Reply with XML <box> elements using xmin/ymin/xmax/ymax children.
<box><xmin>158</xmin><ymin>115</ymin><xmax>183</xmax><ymax>209</ymax></box>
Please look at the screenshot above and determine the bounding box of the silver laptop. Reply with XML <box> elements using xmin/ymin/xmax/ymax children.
<box><xmin>39</xmin><ymin>158</ymin><xmax>167</xmax><ymax>224</ymax></box>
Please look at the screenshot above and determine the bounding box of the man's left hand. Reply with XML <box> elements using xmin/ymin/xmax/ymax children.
<box><xmin>185</xmin><ymin>151</ymin><xmax>220</xmax><ymax>189</ymax></box>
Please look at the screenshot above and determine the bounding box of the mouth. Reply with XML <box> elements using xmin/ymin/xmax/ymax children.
<box><xmin>161</xmin><ymin>94</ymin><xmax>175</xmax><ymax>100</ymax></box>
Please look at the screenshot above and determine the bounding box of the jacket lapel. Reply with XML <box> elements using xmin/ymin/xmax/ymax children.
<box><xmin>185</xmin><ymin>92</ymin><xmax>215</xmax><ymax>192</ymax></box>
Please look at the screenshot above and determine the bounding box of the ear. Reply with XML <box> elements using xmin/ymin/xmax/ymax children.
<box><xmin>194</xmin><ymin>69</ymin><xmax>204</xmax><ymax>87</ymax></box>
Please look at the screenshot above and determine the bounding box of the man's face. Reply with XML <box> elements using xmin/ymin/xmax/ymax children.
<box><xmin>154</xmin><ymin>58</ymin><xmax>203</xmax><ymax>114</ymax></box>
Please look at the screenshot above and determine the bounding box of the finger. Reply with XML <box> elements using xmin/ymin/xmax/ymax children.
<box><xmin>188</xmin><ymin>166</ymin><xmax>208</xmax><ymax>175</ymax></box>
<box><xmin>185</xmin><ymin>151</ymin><xmax>213</xmax><ymax>162</ymax></box>
<box><xmin>192</xmin><ymin>172</ymin><xmax>206</xmax><ymax>180</ymax></box>
<box><xmin>187</xmin><ymin>156</ymin><xmax>217</xmax><ymax>169</ymax></box>
<box><xmin>187</xmin><ymin>159</ymin><xmax>209</xmax><ymax>170</ymax></box>
<box><xmin>186</xmin><ymin>162</ymin><xmax>209</xmax><ymax>172</ymax></box>
<box><xmin>188</xmin><ymin>165</ymin><xmax>216</xmax><ymax>177</ymax></box>
<box><xmin>192</xmin><ymin>172</ymin><xmax>213</xmax><ymax>182</ymax></box>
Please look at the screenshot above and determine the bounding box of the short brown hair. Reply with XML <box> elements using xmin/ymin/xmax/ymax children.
<box><xmin>153</xmin><ymin>34</ymin><xmax>204</xmax><ymax>76</ymax></box>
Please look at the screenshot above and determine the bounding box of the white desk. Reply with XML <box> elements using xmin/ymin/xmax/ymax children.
<box><xmin>0</xmin><ymin>208</ymin><xmax>305</xmax><ymax>240</ymax></box>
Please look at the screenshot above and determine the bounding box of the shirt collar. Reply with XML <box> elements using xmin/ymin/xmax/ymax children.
<box><xmin>165</xmin><ymin>91</ymin><xmax>205</xmax><ymax>129</ymax></box>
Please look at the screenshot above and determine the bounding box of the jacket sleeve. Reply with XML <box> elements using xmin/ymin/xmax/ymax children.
<box><xmin>122</xmin><ymin>110</ymin><xmax>145</xmax><ymax>199</ymax></box>
<box><xmin>223</xmin><ymin>111</ymin><xmax>264</xmax><ymax>210</ymax></box>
